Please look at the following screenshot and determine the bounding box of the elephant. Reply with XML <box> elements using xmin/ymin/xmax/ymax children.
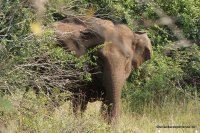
<box><xmin>51</xmin><ymin>17</ymin><xmax>152</xmax><ymax>125</ymax></box>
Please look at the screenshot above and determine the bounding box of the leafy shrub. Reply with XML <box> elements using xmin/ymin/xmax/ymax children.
<box><xmin>170</xmin><ymin>45</ymin><xmax>200</xmax><ymax>96</ymax></box>
<box><xmin>0</xmin><ymin>0</ymin><xmax>94</xmax><ymax>97</ymax></box>
<box><xmin>155</xmin><ymin>0</ymin><xmax>200</xmax><ymax>42</ymax></box>
<box><xmin>123</xmin><ymin>44</ymin><xmax>200</xmax><ymax>113</ymax></box>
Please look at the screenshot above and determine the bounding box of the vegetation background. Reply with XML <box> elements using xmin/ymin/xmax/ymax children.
<box><xmin>0</xmin><ymin>0</ymin><xmax>199</xmax><ymax>132</ymax></box>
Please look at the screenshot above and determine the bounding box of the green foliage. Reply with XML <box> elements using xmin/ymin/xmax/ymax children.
<box><xmin>124</xmin><ymin>51</ymin><xmax>182</xmax><ymax>112</ymax></box>
<box><xmin>170</xmin><ymin>45</ymin><xmax>200</xmax><ymax>96</ymax></box>
<box><xmin>0</xmin><ymin>0</ymin><xmax>94</xmax><ymax>96</ymax></box>
<box><xmin>155</xmin><ymin>0</ymin><xmax>200</xmax><ymax>41</ymax></box>
<box><xmin>0</xmin><ymin>0</ymin><xmax>35</xmax><ymax>47</ymax></box>
<box><xmin>124</xmin><ymin>45</ymin><xmax>200</xmax><ymax>113</ymax></box>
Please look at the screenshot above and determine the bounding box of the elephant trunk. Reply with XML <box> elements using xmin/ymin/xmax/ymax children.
<box><xmin>103</xmin><ymin>67</ymin><xmax>126</xmax><ymax>124</ymax></box>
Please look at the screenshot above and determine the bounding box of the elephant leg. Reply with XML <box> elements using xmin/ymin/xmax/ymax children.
<box><xmin>71</xmin><ymin>92</ymin><xmax>88</xmax><ymax>115</ymax></box>
<box><xmin>101</xmin><ymin>100</ymin><xmax>113</xmax><ymax>123</ymax></box>
<box><xmin>72</xmin><ymin>94</ymin><xmax>80</xmax><ymax>115</ymax></box>
<box><xmin>80</xmin><ymin>93</ymin><xmax>90</xmax><ymax>115</ymax></box>
<box><xmin>80</xmin><ymin>98</ymin><xmax>88</xmax><ymax>113</ymax></box>
<box><xmin>100</xmin><ymin>102</ymin><xmax>108</xmax><ymax>120</ymax></box>
<box><xmin>101</xmin><ymin>96</ymin><xmax>120</xmax><ymax>128</ymax></box>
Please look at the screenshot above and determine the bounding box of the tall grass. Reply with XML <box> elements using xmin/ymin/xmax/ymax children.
<box><xmin>0</xmin><ymin>91</ymin><xmax>199</xmax><ymax>133</ymax></box>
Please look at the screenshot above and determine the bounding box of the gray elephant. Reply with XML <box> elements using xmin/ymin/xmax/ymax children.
<box><xmin>51</xmin><ymin>17</ymin><xmax>152</xmax><ymax>125</ymax></box>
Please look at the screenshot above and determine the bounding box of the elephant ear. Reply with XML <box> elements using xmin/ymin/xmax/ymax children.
<box><xmin>131</xmin><ymin>32</ymin><xmax>152</xmax><ymax>69</ymax></box>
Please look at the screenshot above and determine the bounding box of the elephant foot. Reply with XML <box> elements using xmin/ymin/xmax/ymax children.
<box><xmin>100</xmin><ymin>102</ymin><xmax>112</xmax><ymax>123</ymax></box>
<box><xmin>100</xmin><ymin>101</ymin><xmax>119</xmax><ymax>128</ymax></box>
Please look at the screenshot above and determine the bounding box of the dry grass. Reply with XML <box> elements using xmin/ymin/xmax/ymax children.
<box><xmin>0</xmin><ymin>90</ymin><xmax>199</xmax><ymax>133</ymax></box>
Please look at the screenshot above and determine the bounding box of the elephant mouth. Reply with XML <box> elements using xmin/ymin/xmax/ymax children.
<box><xmin>132</xmin><ymin>58</ymin><xmax>141</xmax><ymax>69</ymax></box>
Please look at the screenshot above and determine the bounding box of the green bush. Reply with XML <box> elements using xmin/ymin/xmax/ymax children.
<box><xmin>0</xmin><ymin>0</ymin><xmax>93</xmax><ymax>97</ymax></box>
<box><xmin>155</xmin><ymin>0</ymin><xmax>200</xmax><ymax>41</ymax></box>
<box><xmin>124</xmin><ymin>51</ymin><xmax>182</xmax><ymax>112</ymax></box>
<box><xmin>123</xmin><ymin>44</ymin><xmax>199</xmax><ymax>113</ymax></box>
